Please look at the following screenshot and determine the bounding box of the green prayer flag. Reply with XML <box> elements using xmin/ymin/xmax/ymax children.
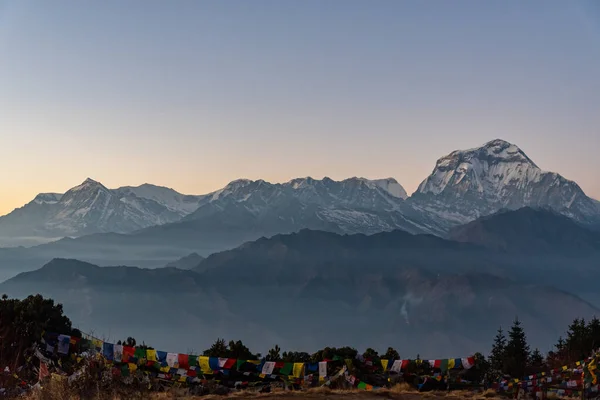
<box><xmin>280</xmin><ymin>363</ymin><xmax>293</xmax><ymax>376</ymax></box>
<box><xmin>236</xmin><ymin>360</ymin><xmax>246</xmax><ymax>370</ymax></box>
<box><xmin>134</xmin><ymin>348</ymin><xmax>146</xmax><ymax>363</ymax></box>
<box><xmin>121</xmin><ymin>365</ymin><xmax>130</xmax><ymax>377</ymax></box>
<box><xmin>440</xmin><ymin>359</ymin><xmax>449</xmax><ymax>373</ymax></box>
<box><xmin>358</xmin><ymin>381</ymin><xmax>367</xmax><ymax>389</ymax></box>
<box><xmin>189</xmin><ymin>355</ymin><xmax>198</xmax><ymax>367</ymax></box>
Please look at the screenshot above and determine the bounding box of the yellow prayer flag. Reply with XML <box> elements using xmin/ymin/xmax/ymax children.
<box><xmin>160</xmin><ymin>365</ymin><xmax>170</xmax><ymax>373</ymax></box>
<box><xmin>146</xmin><ymin>349</ymin><xmax>157</xmax><ymax>362</ymax></box>
<box><xmin>293</xmin><ymin>363</ymin><xmax>304</xmax><ymax>378</ymax></box>
<box><xmin>128</xmin><ymin>363</ymin><xmax>137</xmax><ymax>372</ymax></box>
<box><xmin>576</xmin><ymin>361</ymin><xmax>581</xmax><ymax>366</ymax></box>
<box><xmin>92</xmin><ymin>339</ymin><xmax>103</xmax><ymax>350</ymax></box>
<box><xmin>562</xmin><ymin>365</ymin><xmax>568</xmax><ymax>371</ymax></box>
<box><xmin>381</xmin><ymin>360</ymin><xmax>389</xmax><ymax>371</ymax></box>
<box><xmin>199</xmin><ymin>356</ymin><xmax>212</xmax><ymax>374</ymax></box>
<box><xmin>448</xmin><ymin>359</ymin><xmax>455</xmax><ymax>369</ymax></box>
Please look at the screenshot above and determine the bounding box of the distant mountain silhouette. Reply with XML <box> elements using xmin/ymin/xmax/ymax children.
<box><xmin>3</xmin><ymin>255</ymin><xmax>598</xmax><ymax>357</ymax></box>
<box><xmin>165</xmin><ymin>253</ymin><xmax>205</xmax><ymax>270</ymax></box>
<box><xmin>447</xmin><ymin>207</ymin><xmax>600</xmax><ymax>254</ymax></box>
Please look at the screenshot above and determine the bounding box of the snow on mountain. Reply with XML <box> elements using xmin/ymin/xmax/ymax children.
<box><xmin>410</xmin><ymin>139</ymin><xmax>600</xmax><ymax>225</ymax></box>
<box><xmin>0</xmin><ymin>179</ymin><xmax>199</xmax><ymax>243</ymax></box>
<box><xmin>115</xmin><ymin>184</ymin><xmax>204</xmax><ymax>215</ymax></box>
<box><xmin>184</xmin><ymin>176</ymin><xmax>424</xmax><ymax>235</ymax></box>
<box><xmin>366</xmin><ymin>178</ymin><xmax>408</xmax><ymax>199</ymax></box>
<box><xmin>33</xmin><ymin>193</ymin><xmax>63</xmax><ymax>205</ymax></box>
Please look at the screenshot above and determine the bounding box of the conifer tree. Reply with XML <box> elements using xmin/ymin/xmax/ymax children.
<box><xmin>489</xmin><ymin>327</ymin><xmax>507</xmax><ymax>376</ymax></box>
<box><xmin>529</xmin><ymin>348</ymin><xmax>545</xmax><ymax>373</ymax></box>
<box><xmin>267</xmin><ymin>345</ymin><xmax>282</xmax><ymax>361</ymax></box>
<box><xmin>504</xmin><ymin>318</ymin><xmax>530</xmax><ymax>378</ymax></box>
<box><xmin>203</xmin><ymin>338</ymin><xmax>228</xmax><ymax>357</ymax></box>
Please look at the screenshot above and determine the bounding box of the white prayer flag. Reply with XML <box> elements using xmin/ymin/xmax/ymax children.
<box><xmin>319</xmin><ymin>361</ymin><xmax>328</xmax><ymax>377</ymax></box>
<box><xmin>261</xmin><ymin>361</ymin><xmax>275</xmax><ymax>375</ymax></box>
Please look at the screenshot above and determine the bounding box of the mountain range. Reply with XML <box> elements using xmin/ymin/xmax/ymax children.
<box><xmin>0</xmin><ymin>179</ymin><xmax>204</xmax><ymax>246</ymax></box>
<box><xmin>1</xmin><ymin>139</ymin><xmax>598</xmax><ymax>270</ymax></box>
<box><xmin>3</xmin><ymin>208</ymin><xmax>600</xmax><ymax>356</ymax></box>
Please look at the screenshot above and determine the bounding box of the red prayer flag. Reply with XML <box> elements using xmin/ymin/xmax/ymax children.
<box><xmin>401</xmin><ymin>360</ymin><xmax>410</xmax><ymax>370</ymax></box>
<box><xmin>223</xmin><ymin>358</ymin><xmax>236</xmax><ymax>369</ymax></box>
<box><xmin>434</xmin><ymin>360</ymin><xmax>442</xmax><ymax>368</ymax></box>
<box><xmin>178</xmin><ymin>354</ymin><xmax>189</xmax><ymax>369</ymax></box>
<box><xmin>123</xmin><ymin>346</ymin><xmax>135</xmax><ymax>362</ymax></box>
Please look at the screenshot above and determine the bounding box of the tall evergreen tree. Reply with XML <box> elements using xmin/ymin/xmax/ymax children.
<box><xmin>203</xmin><ymin>338</ymin><xmax>228</xmax><ymax>357</ymax></box>
<box><xmin>267</xmin><ymin>345</ymin><xmax>282</xmax><ymax>361</ymax></box>
<box><xmin>489</xmin><ymin>327</ymin><xmax>507</xmax><ymax>376</ymax></box>
<box><xmin>504</xmin><ymin>318</ymin><xmax>530</xmax><ymax>378</ymax></box>
<box><xmin>565</xmin><ymin>318</ymin><xmax>587</xmax><ymax>361</ymax></box>
<box><xmin>528</xmin><ymin>348</ymin><xmax>545</xmax><ymax>373</ymax></box>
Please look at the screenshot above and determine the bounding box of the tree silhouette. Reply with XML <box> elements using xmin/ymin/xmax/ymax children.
<box><xmin>503</xmin><ymin>318</ymin><xmax>530</xmax><ymax>378</ymax></box>
<box><xmin>489</xmin><ymin>327</ymin><xmax>507</xmax><ymax>376</ymax></box>
<box><xmin>383</xmin><ymin>347</ymin><xmax>400</xmax><ymax>360</ymax></box>
<box><xmin>363</xmin><ymin>348</ymin><xmax>379</xmax><ymax>359</ymax></box>
<box><xmin>228</xmin><ymin>340</ymin><xmax>258</xmax><ymax>360</ymax></box>
<box><xmin>0</xmin><ymin>294</ymin><xmax>76</xmax><ymax>369</ymax></box>
<box><xmin>311</xmin><ymin>346</ymin><xmax>358</xmax><ymax>362</ymax></box>
<box><xmin>282</xmin><ymin>351</ymin><xmax>311</xmax><ymax>363</ymax></box>
<box><xmin>203</xmin><ymin>338</ymin><xmax>228</xmax><ymax>357</ymax></box>
<box><xmin>267</xmin><ymin>345</ymin><xmax>282</xmax><ymax>361</ymax></box>
<box><xmin>529</xmin><ymin>348</ymin><xmax>545</xmax><ymax>373</ymax></box>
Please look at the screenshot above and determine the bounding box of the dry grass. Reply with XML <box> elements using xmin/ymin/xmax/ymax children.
<box><xmin>24</xmin><ymin>383</ymin><xmax>505</xmax><ymax>400</ymax></box>
<box><xmin>390</xmin><ymin>383</ymin><xmax>418</xmax><ymax>393</ymax></box>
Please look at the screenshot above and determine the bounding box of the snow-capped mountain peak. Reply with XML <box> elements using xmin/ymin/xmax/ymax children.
<box><xmin>182</xmin><ymin>176</ymin><xmax>417</xmax><ymax>235</ymax></box>
<box><xmin>33</xmin><ymin>193</ymin><xmax>62</xmax><ymax>205</ymax></box>
<box><xmin>411</xmin><ymin>139</ymin><xmax>598</xmax><ymax>223</ymax></box>
<box><xmin>417</xmin><ymin>139</ymin><xmax>543</xmax><ymax>196</ymax></box>
<box><xmin>68</xmin><ymin>178</ymin><xmax>108</xmax><ymax>193</ymax></box>
<box><xmin>0</xmin><ymin>179</ymin><xmax>203</xmax><ymax>241</ymax></box>
<box><xmin>362</xmin><ymin>177</ymin><xmax>408</xmax><ymax>199</ymax></box>
<box><xmin>115</xmin><ymin>183</ymin><xmax>204</xmax><ymax>215</ymax></box>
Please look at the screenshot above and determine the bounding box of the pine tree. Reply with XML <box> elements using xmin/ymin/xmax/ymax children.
<box><xmin>528</xmin><ymin>348</ymin><xmax>545</xmax><ymax>373</ymax></box>
<box><xmin>228</xmin><ymin>340</ymin><xmax>258</xmax><ymax>360</ymax></box>
<box><xmin>203</xmin><ymin>338</ymin><xmax>228</xmax><ymax>357</ymax></box>
<box><xmin>504</xmin><ymin>318</ymin><xmax>530</xmax><ymax>378</ymax></box>
<box><xmin>587</xmin><ymin>317</ymin><xmax>600</xmax><ymax>353</ymax></box>
<box><xmin>565</xmin><ymin>318</ymin><xmax>587</xmax><ymax>361</ymax></box>
<box><xmin>267</xmin><ymin>345</ymin><xmax>282</xmax><ymax>361</ymax></box>
<box><xmin>489</xmin><ymin>327</ymin><xmax>507</xmax><ymax>376</ymax></box>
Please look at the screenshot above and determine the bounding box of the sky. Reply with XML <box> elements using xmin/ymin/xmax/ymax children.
<box><xmin>1</xmin><ymin>0</ymin><xmax>600</xmax><ymax>215</ymax></box>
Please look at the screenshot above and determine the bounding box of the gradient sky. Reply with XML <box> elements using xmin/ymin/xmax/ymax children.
<box><xmin>1</xmin><ymin>0</ymin><xmax>600</xmax><ymax>216</ymax></box>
